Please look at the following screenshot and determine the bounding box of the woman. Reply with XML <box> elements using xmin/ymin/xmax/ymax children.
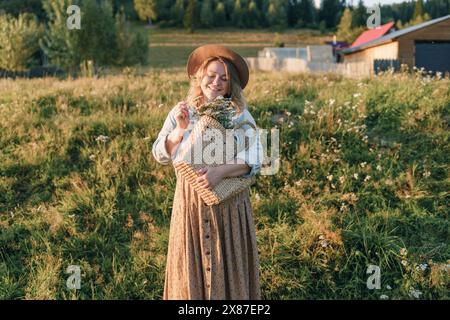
<box><xmin>152</xmin><ymin>44</ymin><xmax>263</xmax><ymax>300</ymax></box>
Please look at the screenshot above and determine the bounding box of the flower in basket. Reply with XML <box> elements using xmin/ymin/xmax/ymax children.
<box><xmin>192</xmin><ymin>95</ymin><xmax>236</xmax><ymax>129</ymax></box>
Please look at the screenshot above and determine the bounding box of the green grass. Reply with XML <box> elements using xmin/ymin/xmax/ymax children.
<box><xmin>0</xmin><ymin>68</ymin><xmax>449</xmax><ymax>300</ymax></box>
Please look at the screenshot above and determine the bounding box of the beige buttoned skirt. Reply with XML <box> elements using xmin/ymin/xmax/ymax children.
<box><xmin>163</xmin><ymin>170</ymin><xmax>261</xmax><ymax>300</ymax></box>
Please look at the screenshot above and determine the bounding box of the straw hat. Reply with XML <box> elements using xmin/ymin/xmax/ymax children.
<box><xmin>186</xmin><ymin>44</ymin><xmax>250</xmax><ymax>89</ymax></box>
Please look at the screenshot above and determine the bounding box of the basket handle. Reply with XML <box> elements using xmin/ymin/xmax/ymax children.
<box><xmin>233</xmin><ymin>120</ymin><xmax>257</xmax><ymax>131</ymax></box>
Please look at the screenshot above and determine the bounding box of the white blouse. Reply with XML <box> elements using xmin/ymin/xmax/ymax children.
<box><xmin>152</xmin><ymin>104</ymin><xmax>264</xmax><ymax>178</ymax></box>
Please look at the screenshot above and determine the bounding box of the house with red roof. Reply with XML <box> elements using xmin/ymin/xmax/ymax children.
<box><xmin>340</xmin><ymin>15</ymin><xmax>450</xmax><ymax>74</ymax></box>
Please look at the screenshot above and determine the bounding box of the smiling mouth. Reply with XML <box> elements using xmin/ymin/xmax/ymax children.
<box><xmin>208</xmin><ymin>86</ymin><xmax>222</xmax><ymax>92</ymax></box>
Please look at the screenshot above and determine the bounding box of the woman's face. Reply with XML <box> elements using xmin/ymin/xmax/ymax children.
<box><xmin>200</xmin><ymin>60</ymin><xmax>229</xmax><ymax>101</ymax></box>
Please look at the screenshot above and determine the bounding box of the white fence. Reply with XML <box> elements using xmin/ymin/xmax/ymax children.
<box><xmin>245</xmin><ymin>57</ymin><xmax>373</xmax><ymax>78</ymax></box>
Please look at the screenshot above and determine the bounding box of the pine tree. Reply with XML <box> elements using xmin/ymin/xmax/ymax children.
<box><xmin>319</xmin><ymin>0</ymin><xmax>343</xmax><ymax>29</ymax></box>
<box><xmin>297</xmin><ymin>0</ymin><xmax>317</xmax><ymax>27</ymax></box>
<box><xmin>200</xmin><ymin>0</ymin><xmax>214</xmax><ymax>28</ymax></box>
<box><xmin>214</xmin><ymin>2</ymin><xmax>227</xmax><ymax>27</ymax></box>
<box><xmin>184</xmin><ymin>0</ymin><xmax>196</xmax><ymax>33</ymax></box>
<box><xmin>232</xmin><ymin>0</ymin><xmax>243</xmax><ymax>28</ymax></box>
<box><xmin>267</xmin><ymin>0</ymin><xmax>287</xmax><ymax>30</ymax></box>
<box><xmin>336</xmin><ymin>7</ymin><xmax>362</xmax><ymax>43</ymax></box>
<box><xmin>413</xmin><ymin>0</ymin><xmax>425</xmax><ymax>19</ymax></box>
<box><xmin>170</xmin><ymin>0</ymin><xmax>184</xmax><ymax>27</ymax></box>
<box><xmin>247</xmin><ymin>0</ymin><xmax>260</xmax><ymax>28</ymax></box>
<box><xmin>40</xmin><ymin>0</ymin><xmax>79</xmax><ymax>71</ymax></box>
<box><xmin>352</xmin><ymin>0</ymin><xmax>366</xmax><ymax>28</ymax></box>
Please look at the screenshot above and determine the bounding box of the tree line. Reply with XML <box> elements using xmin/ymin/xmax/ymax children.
<box><xmin>0</xmin><ymin>0</ymin><xmax>148</xmax><ymax>74</ymax></box>
<box><xmin>1</xmin><ymin>0</ymin><xmax>449</xmax><ymax>31</ymax></box>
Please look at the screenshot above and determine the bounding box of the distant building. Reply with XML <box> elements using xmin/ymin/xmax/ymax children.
<box><xmin>340</xmin><ymin>15</ymin><xmax>450</xmax><ymax>74</ymax></box>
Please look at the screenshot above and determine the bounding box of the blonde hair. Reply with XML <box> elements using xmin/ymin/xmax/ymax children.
<box><xmin>186</xmin><ymin>56</ymin><xmax>247</xmax><ymax>114</ymax></box>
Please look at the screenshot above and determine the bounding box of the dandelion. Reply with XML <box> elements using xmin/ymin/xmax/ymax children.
<box><xmin>380</xmin><ymin>295</ymin><xmax>389</xmax><ymax>300</ymax></box>
<box><xmin>95</xmin><ymin>135</ymin><xmax>110</xmax><ymax>143</ymax></box>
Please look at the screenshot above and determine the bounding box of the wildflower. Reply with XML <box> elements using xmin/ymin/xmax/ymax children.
<box><xmin>327</xmin><ymin>174</ymin><xmax>333</xmax><ymax>181</ymax></box>
<box><xmin>409</xmin><ymin>288</ymin><xmax>423</xmax><ymax>299</ymax></box>
<box><xmin>329</xmin><ymin>99</ymin><xmax>335</xmax><ymax>106</ymax></box>
<box><xmin>364</xmin><ymin>175</ymin><xmax>371</xmax><ymax>182</ymax></box>
<box><xmin>353</xmin><ymin>173</ymin><xmax>359</xmax><ymax>180</ymax></box>
<box><xmin>360</xmin><ymin>162</ymin><xmax>367</xmax><ymax>168</ymax></box>
<box><xmin>400</xmin><ymin>248</ymin><xmax>408</xmax><ymax>256</ymax></box>
<box><xmin>319</xmin><ymin>235</ymin><xmax>325</xmax><ymax>240</ymax></box>
<box><xmin>401</xmin><ymin>260</ymin><xmax>408</xmax><ymax>266</ymax></box>
<box><xmin>422</xmin><ymin>170</ymin><xmax>431</xmax><ymax>178</ymax></box>
<box><xmin>386</xmin><ymin>285</ymin><xmax>392</xmax><ymax>290</ymax></box>
<box><xmin>286</xmin><ymin>111</ymin><xmax>292</xmax><ymax>116</ymax></box>
<box><xmin>95</xmin><ymin>135</ymin><xmax>110</xmax><ymax>143</ymax></box>
<box><xmin>295</xmin><ymin>180</ymin><xmax>302</xmax><ymax>186</ymax></box>
<box><xmin>339</xmin><ymin>176</ymin><xmax>346</xmax><ymax>184</ymax></box>
<box><xmin>380</xmin><ymin>295</ymin><xmax>389</xmax><ymax>300</ymax></box>
<box><xmin>353</xmin><ymin>93</ymin><xmax>361</xmax><ymax>98</ymax></box>
<box><xmin>158</xmin><ymin>103</ymin><xmax>164</xmax><ymax>108</ymax></box>
<box><xmin>321</xmin><ymin>240</ymin><xmax>329</xmax><ymax>248</ymax></box>
<box><xmin>417</xmin><ymin>263</ymin><xmax>428</xmax><ymax>271</ymax></box>
<box><xmin>331</xmin><ymin>184</ymin><xmax>336</xmax><ymax>189</ymax></box>
<box><xmin>89</xmin><ymin>154</ymin><xmax>96</xmax><ymax>161</ymax></box>
<box><xmin>340</xmin><ymin>203</ymin><xmax>348</xmax><ymax>211</ymax></box>
<box><xmin>255</xmin><ymin>193</ymin><xmax>261</xmax><ymax>201</ymax></box>
<box><xmin>376</xmin><ymin>165</ymin><xmax>382</xmax><ymax>171</ymax></box>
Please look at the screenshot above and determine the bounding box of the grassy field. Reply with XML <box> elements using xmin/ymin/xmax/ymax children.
<box><xmin>142</xmin><ymin>27</ymin><xmax>332</xmax><ymax>68</ymax></box>
<box><xmin>0</xmin><ymin>28</ymin><xmax>449</xmax><ymax>300</ymax></box>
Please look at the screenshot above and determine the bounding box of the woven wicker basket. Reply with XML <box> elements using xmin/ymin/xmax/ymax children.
<box><xmin>173</xmin><ymin>115</ymin><xmax>256</xmax><ymax>206</ymax></box>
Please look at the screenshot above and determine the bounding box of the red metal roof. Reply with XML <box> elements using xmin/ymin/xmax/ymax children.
<box><xmin>351</xmin><ymin>22</ymin><xmax>395</xmax><ymax>48</ymax></box>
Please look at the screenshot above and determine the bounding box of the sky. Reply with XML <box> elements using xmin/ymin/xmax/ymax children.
<box><xmin>313</xmin><ymin>0</ymin><xmax>412</xmax><ymax>7</ymax></box>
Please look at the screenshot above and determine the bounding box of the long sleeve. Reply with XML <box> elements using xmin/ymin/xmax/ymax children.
<box><xmin>234</xmin><ymin>109</ymin><xmax>264</xmax><ymax>178</ymax></box>
<box><xmin>152</xmin><ymin>107</ymin><xmax>177</xmax><ymax>165</ymax></box>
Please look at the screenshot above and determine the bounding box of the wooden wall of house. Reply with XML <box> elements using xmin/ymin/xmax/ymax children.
<box><xmin>397</xmin><ymin>18</ymin><xmax>450</xmax><ymax>67</ymax></box>
<box><xmin>343</xmin><ymin>41</ymin><xmax>399</xmax><ymax>64</ymax></box>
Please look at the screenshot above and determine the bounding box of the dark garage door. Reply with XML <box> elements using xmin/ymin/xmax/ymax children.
<box><xmin>415</xmin><ymin>41</ymin><xmax>450</xmax><ymax>74</ymax></box>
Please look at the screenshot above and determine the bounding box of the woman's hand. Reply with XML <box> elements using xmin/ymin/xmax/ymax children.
<box><xmin>174</xmin><ymin>101</ymin><xmax>190</xmax><ymax>130</ymax></box>
<box><xmin>195</xmin><ymin>167</ymin><xmax>225</xmax><ymax>190</ymax></box>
